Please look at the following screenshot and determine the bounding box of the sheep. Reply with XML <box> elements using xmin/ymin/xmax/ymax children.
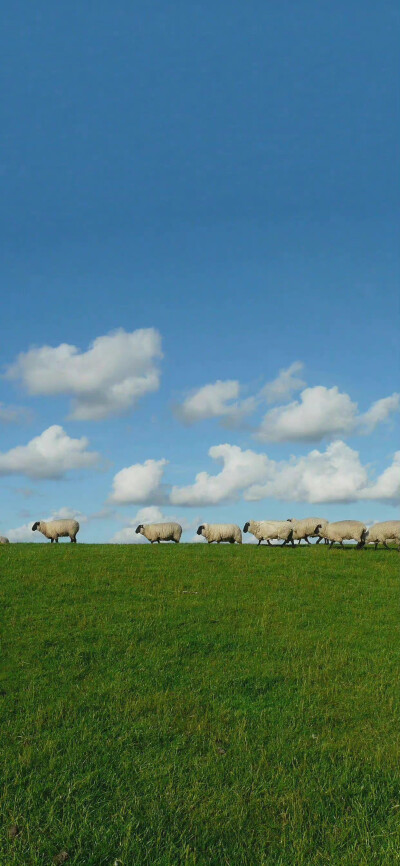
<box><xmin>196</xmin><ymin>523</ymin><xmax>242</xmax><ymax>544</ymax></box>
<box><xmin>0</xmin><ymin>536</ymin><xmax>9</xmax><ymax>544</ymax></box>
<box><xmin>243</xmin><ymin>520</ymin><xmax>293</xmax><ymax>546</ymax></box>
<box><xmin>365</xmin><ymin>521</ymin><xmax>400</xmax><ymax>551</ymax></box>
<box><xmin>287</xmin><ymin>517</ymin><xmax>329</xmax><ymax>545</ymax></box>
<box><xmin>315</xmin><ymin>520</ymin><xmax>368</xmax><ymax>549</ymax></box>
<box><xmin>135</xmin><ymin>522</ymin><xmax>182</xmax><ymax>543</ymax></box>
<box><xmin>32</xmin><ymin>519</ymin><xmax>80</xmax><ymax>543</ymax></box>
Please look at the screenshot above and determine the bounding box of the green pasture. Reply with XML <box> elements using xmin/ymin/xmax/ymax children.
<box><xmin>1</xmin><ymin>543</ymin><xmax>399</xmax><ymax>865</ymax></box>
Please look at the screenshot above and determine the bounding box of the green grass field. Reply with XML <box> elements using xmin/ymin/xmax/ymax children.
<box><xmin>1</xmin><ymin>543</ymin><xmax>399</xmax><ymax>865</ymax></box>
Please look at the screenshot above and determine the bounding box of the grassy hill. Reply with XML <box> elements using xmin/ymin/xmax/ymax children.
<box><xmin>1</xmin><ymin>543</ymin><xmax>399</xmax><ymax>865</ymax></box>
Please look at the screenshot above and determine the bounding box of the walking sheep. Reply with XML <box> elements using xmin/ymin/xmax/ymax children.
<box><xmin>0</xmin><ymin>536</ymin><xmax>9</xmax><ymax>544</ymax></box>
<box><xmin>135</xmin><ymin>522</ymin><xmax>182</xmax><ymax>543</ymax></box>
<box><xmin>197</xmin><ymin>523</ymin><xmax>242</xmax><ymax>544</ymax></box>
<box><xmin>243</xmin><ymin>520</ymin><xmax>293</xmax><ymax>546</ymax></box>
<box><xmin>365</xmin><ymin>521</ymin><xmax>400</xmax><ymax>551</ymax></box>
<box><xmin>287</xmin><ymin>517</ymin><xmax>329</xmax><ymax>545</ymax></box>
<box><xmin>315</xmin><ymin>520</ymin><xmax>368</xmax><ymax>549</ymax></box>
<box><xmin>32</xmin><ymin>519</ymin><xmax>80</xmax><ymax>543</ymax></box>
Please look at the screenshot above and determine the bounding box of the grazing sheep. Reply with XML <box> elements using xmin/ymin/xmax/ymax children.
<box><xmin>315</xmin><ymin>520</ymin><xmax>368</xmax><ymax>549</ymax></box>
<box><xmin>243</xmin><ymin>520</ymin><xmax>293</xmax><ymax>546</ymax></box>
<box><xmin>0</xmin><ymin>536</ymin><xmax>9</xmax><ymax>544</ymax></box>
<box><xmin>366</xmin><ymin>521</ymin><xmax>400</xmax><ymax>551</ymax></box>
<box><xmin>135</xmin><ymin>522</ymin><xmax>182</xmax><ymax>543</ymax></box>
<box><xmin>197</xmin><ymin>523</ymin><xmax>242</xmax><ymax>544</ymax></box>
<box><xmin>287</xmin><ymin>517</ymin><xmax>329</xmax><ymax>545</ymax></box>
<box><xmin>32</xmin><ymin>519</ymin><xmax>80</xmax><ymax>543</ymax></box>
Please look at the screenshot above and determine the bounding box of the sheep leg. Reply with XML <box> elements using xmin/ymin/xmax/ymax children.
<box><xmin>316</xmin><ymin>536</ymin><xmax>322</xmax><ymax>544</ymax></box>
<box><xmin>257</xmin><ymin>539</ymin><xmax>262</xmax><ymax>546</ymax></box>
<box><xmin>383</xmin><ymin>541</ymin><xmax>390</xmax><ymax>550</ymax></box>
<box><xmin>304</xmin><ymin>535</ymin><xmax>311</xmax><ymax>545</ymax></box>
<box><xmin>374</xmin><ymin>542</ymin><xmax>378</xmax><ymax>550</ymax></box>
<box><xmin>329</xmin><ymin>541</ymin><xmax>335</xmax><ymax>548</ymax></box>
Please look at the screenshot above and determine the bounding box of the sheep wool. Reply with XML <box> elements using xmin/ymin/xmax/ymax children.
<box><xmin>135</xmin><ymin>522</ymin><xmax>182</xmax><ymax>543</ymax></box>
<box><xmin>366</xmin><ymin>521</ymin><xmax>400</xmax><ymax>551</ymax></box>
<box><xmin>0</xmin><ymin>536</ymin><xmax>9</xmax><ymax>544</ymax></box>
<box><xmin>316</xmin><ymin>520</ymin><xmax>368</xmax><ymax>548</ymax></box>
<box><xmin>32</xmin><ymin>519</ymin><xmax>80</xmax><ymax>543</ymax></box>
<box><xmin>243</xmin><ymin>520</ymin><xmax>293</xmax><ymax>545</ymax></box>
<box><xmin>287</xmin><ymin>517</ymin><xmax>329</xmax><ymax>545</ymax></box>
<box><xmin>197</xmin><ymin>523</ymin><xmax>242</xmax><ymax>544</ymax></box>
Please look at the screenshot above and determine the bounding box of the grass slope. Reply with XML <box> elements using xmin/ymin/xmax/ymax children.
<box><xmin>1</xmin><ymin>544</ymin><xmax>399</xmax><ymax>865</ymax></box>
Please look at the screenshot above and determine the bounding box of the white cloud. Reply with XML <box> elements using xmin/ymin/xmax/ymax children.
<box><xmin>169</xmin><ymin>440</ymin><xmax>400</xmax><ymax>507</ymax></box>
<box><xmin>0</xmin><ymin>425</ymin><xmax>100</xmax><ymax>480</ymax></box>
<box><xmin>6</xmin><ymin>328</ymin><xmax>162</xmax><ymax>421</ymax></box>
<box><xmin>49</xmin><ymin>506</ymin><xmax>89</xmax><ymax>523</ymax></box>
<box><xmin>7</xmin><ymin>522</ymin><xmax>42</xmax><ymax>542</ymax></box>
<box><xmin>175</xmin><ymin>380</ymin><xmax>256</xmax><ymax>427</ymax></box>
<box><xmin>246</xmin><ymin>440</ymin><xmax>369</xmax><ymax>503</ymax></box>
<box><xmin>174</xmin><ymin>365</ymin><xmax>398</xmax><ymax>443</ymax></box>
<box><xmin>170</xmin><ymin>444</ymin><xmax>271</xmax><ymax>506</ymax></box>
<box><xmin>109</xmin><ymin>458</ymin><xmax>168</xmax><ymax>504</ymax></box>
<box><xmin>0</xmin><ymin>403</ymin><xmax>32</xmax><ymax>424</ymax></box>
<box><xmin>256</xmin><ymin>386</ymin><xmax>358</xmax><ymax>443</ymax></box>
<box><xmin>111</xmin><ymin>526</ymin><xmax>148</xmax><ymax>544</ymax></box>
<box><xmin>261</xmin><ymin>361</ymin><xmax>306</xmax><ymax>404</ymax></box>
<box><xmin>360</xmin><ymin>451</ymin><xmax>400</xmax><ymax>503</ymax></box>
<box><xmin>359</xmin><ymin>393</ymin><xmax>400</xmax><ymax>433</ymax></box>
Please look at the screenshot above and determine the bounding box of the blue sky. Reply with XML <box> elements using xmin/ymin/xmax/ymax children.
<box><xmin>1</xmin><ymin>2</ymin><xmax>399</xmax><ymax>542</ymax></box>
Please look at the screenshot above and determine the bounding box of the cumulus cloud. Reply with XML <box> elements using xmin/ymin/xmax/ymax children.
<box><xmin>0</xmin><ymin>403</ymin><xmax>32</xmax><ymax>424</ymax></box>
<box><xmin>246</xmin><ymin>440</ymin><xmax>369</xmax><ymax>503</ymax></box>
<box><xmin>0</xmin><ymin>425</ymin><xmax>100</xmax><ymax>480</ymax></box>
<box><xmin>109</xmin><ymin>458</ymin><xmax>168</xmax><ymax>504</ymax></box>
<box><xmin>6</xmin><ymin>328</ymin><xmax>162</xmax><ymax>421</ymax></box>
<box><xmin>7</xmin><ymin>522</ymin><xmax>42</xmax><ymax>542</ymax></box>
<box><xmin>261</xmin><ymin>362</ymin><xmax>306</xmax><ymax>404</ymax></box>
<box><xmin>168</xmin><ymin>441</ymin><xmax>400</xmax><ymax>506</ymax></box>
<box><xmin>360</xmin><ymin>451</ymin><xmax>400</xmax><ymax>503</ymax></box>
<box><xmin>174</xmin><ymin>364</ymin><xmax>398</xmax><ymax>443</ymax></box>
<box><xmin>175</xmin><ymin>380</ymin><xmax>256</xmax><ymax>427</ymax></box>
<box><xmin>358</xmin><ymin>393</ymin><xmax>400</xmax><ymax>434</ymax></box>
<box><xmin>170</xmin><ymin>444</ymin><xmax>271</xmax><ymax>506</ymax></box>
<box><xmin>256</xmin><ymin>386</ymin><xmax>358</xmax><ymax>443</ymax></box>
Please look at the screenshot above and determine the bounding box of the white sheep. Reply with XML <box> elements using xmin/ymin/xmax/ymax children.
<box><xmin>32</xmin><ymin>519</ymin><xmax>80</xmax><ymax>543</ymax></box>
<box><xmin>196</xmin><ymin>523</ymin><xmax>242</xmax><ymax>544</ymax></box>
<box><xmin>0</xmin><ymin>536</ymin><xmax>9</xmax><ymax>544</ymax></box>
<box><xmin>365</xmin><ymin>521</ymin><xmax>400</xmax><ymax>551</ymax></box>
<box><xmin>135</xmin><ymin>522</ymin><xmax>182</xmax><ymax>543</ymax></box>
<box><xmin>243</xmin><ymin>520</ymin><xmax>293</xmax><ymax>546</ymax></box>
<box><xmin>287</xmin><ymin>517</ymin><xmax>329</xmax><ymax>545</ymax></box>
<box><xmin>315</xmin><ymin>520</ymin><xmax>368</xmax><ymax>548</ymax></box>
